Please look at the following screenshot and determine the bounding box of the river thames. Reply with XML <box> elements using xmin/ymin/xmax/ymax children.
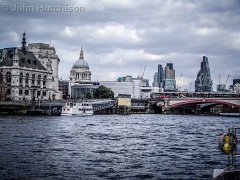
<box><xmin>0</xmin><ymin>114</ymin><xmax>239</xmax><ymax>179</ymax></box>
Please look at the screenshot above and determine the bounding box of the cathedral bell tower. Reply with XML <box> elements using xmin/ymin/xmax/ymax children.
<box><xmin>22</xmin><ymin>32</ymin><xmax>26</xmax><ymax>54</ymax></box>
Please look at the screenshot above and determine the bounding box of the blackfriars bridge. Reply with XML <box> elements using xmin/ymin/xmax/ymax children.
<box><xmin>151</xmin><ymin>92</ymin><xmax>240</xmax><ymax>114</ymax></box>
<box><xmin>153</xmin><ymin>98</ymin><xmax>240</xmax><ymax>114</ymax></box>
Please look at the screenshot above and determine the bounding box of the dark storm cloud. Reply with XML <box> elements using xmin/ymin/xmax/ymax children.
<box><xmin>0</xmin><ymin>0</ymin><xmax>239</xmax><ymax>90</ymax></box>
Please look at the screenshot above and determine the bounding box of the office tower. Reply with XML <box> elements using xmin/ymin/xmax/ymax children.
<box><xmin>152</xmin><ymin>72</ymin><xmax>159</xmax><ymax>87</ymax></box>
<box><xmin>163</xmin><ymin>63</ymin><xmax>176</xmax><ymax>91</ymax></box>
<box><xmin>157</xmin><ymin>64</ymin><xmax>164</xmax><ymax>88</ymax></box>
<box><xmin>195</xmin><ymin>56</ymin><xmax>213</xmax><ymax>92</ymax></box>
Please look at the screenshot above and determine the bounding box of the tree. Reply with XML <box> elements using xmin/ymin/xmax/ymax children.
<box><xmin>94</xmin><ymin>85</ymin><xmax>114</xmax><ymax>99</ymax></box>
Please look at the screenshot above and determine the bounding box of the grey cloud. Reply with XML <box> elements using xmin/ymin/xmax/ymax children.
<box><xmin>0</xmin><ymin>0</ymin><xmax>239</xmax><ymax>90</ymax></box>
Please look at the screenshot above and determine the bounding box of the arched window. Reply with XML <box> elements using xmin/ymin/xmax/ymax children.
<box><xmin>6</xmin><ymin>72</ymin><xmax>11</xmax><ymax>83</ymax></box>
<box><xmin>32</xmin><ymin>74</ymin><xmax>35</xmax><ymax>85</ymax></box>
<box><xmin>20</xmin><ymin>72</ymin><xmax>23</xmax><ymax>84</ymax></box>
<box><xmin>37</xmin><ymin>75</ymin><xmax>41</xmax><ymax>85</ymax></box>
<box><xmin>26</xmin><ymin>73</ymin><xmax>29</xmax><ymax>84</ymax></box>
<box><xmin>43</xmin><ymin>75</ymin><xmax>47</xmax><ymax>87</ymax></box>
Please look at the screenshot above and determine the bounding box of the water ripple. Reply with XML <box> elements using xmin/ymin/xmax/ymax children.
<box><xmin>0</xmin><ymin>114</ymin><xmax>239</xmax><ymax>179</ymax></box>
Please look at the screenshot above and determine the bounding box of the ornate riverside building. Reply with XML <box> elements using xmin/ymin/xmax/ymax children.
<box><xmin>69</xmin><ymin>47</ymin><xmax>99</xmax><ymax>99</ymax></box>
<box><xmin>0</xmin><ymin>71</ymin><xmax>7</xmax><ymax>101</ymax></box>
<box><xmin>0</xmin><ymin>33</ymin><xmax>53</xmax><ymax>101</ymax></box>
<box><xmin>195</xmin><ymin>56</ymin><xmax>213</xmax><ymax>92</ymax></box>
<box><xmin>27</xmin><ymin>43</ymin><xmax>62</xmax><ymax>99</ymax></box>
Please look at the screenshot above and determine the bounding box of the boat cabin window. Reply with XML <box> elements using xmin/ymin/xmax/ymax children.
<box><xmin>67</xmin><ymin>103</ymin><xmax>69</xmax><ymax>106</ymax></box>
<box><xmin>73</xmin><ymin>103</ymin><xmax>76</xmax><ymax>106</ymax></box>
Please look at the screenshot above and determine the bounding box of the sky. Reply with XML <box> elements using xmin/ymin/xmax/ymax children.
<box><xmin>0</xmin><ymin>0</ymin><xmax>240</xmax><ymax>91</ymax></box>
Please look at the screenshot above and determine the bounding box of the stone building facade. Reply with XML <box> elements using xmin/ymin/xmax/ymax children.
<box><xmin>27</xmin><ymin>43</ymin><xmax>62</xmax><ymax>99</ymax></box>
<box><xmin>0</xmin><ymin>33</ymin><xmax>53</xmax><ymax>101</ymax></box>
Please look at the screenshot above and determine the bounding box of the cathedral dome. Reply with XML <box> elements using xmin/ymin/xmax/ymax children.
<box><xmin>72</xmin><ymin>47</ymin><xmax>89</xmax><ymax>69</ymax></box>
<box><xmin>73</xmin><ymin>58</ymin><xmax>89</xmax><ymax>68</ymax></box>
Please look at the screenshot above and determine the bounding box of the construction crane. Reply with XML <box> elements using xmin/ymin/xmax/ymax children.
<box><xmin>177</xmin><ymin>73</ymin><xmax>183</xmax><ymax>91</ymax></box>
<box><xmin>139</xmin><ymin>67</ymin><xmax>142</xmax><ymax>78</ymax></box>
<box><xmin>141</xmin><ymin>66</ymin><xmax>146</xmax><ymax>79</ymax></box>
<box><xmin>225</xmin><ymin>75</ymin><xmax>230</xmax><ymax>87</ymax></box>
<box><xmin>189</xmin><ymin>83</ymin><xmax>192</xmax><ymax>92</ymax></box>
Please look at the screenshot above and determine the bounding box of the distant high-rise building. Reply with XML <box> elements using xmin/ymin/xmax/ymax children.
<box><xmin>157</xmin><ymin>64</ymin><xmax>164</xmax><ymax>88</ymax></box>
<box><xmin>152</xmin><ymin>72</ymin><xmax>159</xmax><ymax>87</ymax></box>
<box><xmin>165</xmin><ymin>63</ymin><xmax>175</xmax><ymax>79</ymax></box>
<box><xmin>154</xmin><ymin>63</ymin><xmax>176</xmax><ymax>91</ymax></box>
<box><xmin>163</xmin><ymin>63</ymin><xmax>176</xmax><ymax>91</ymax></box>
<box><xmin>166</xmin><ymin>63</ymin><xmax>173</xmax><ymax>70</ymax></box>
<box><xmin>195</xmin><ymin>56</ymin><xmax>213</xmax><ymax>92</ymax></box>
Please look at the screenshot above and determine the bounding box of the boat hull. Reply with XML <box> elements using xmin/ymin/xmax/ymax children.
<box><xmin>219</xmin><ymin>113</ymin><xmax>240</xmax><ymax>117</ymax></box>
<box><xmin>61</xmin><ymin>112</ymin><xmax>93</xmax><ymax>116</ymax></box>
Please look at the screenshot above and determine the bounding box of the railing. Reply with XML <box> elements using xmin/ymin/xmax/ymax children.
<box><xmin>225</xmin><ymin>127</ymin><xmax>240</xmax><ymax>168</ymax></box>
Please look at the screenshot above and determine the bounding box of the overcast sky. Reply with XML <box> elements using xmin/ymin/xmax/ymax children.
<box><xmin>0</xmin><ymin>0</ymin><xmax>239</xmax><ymax>91</ymax></box>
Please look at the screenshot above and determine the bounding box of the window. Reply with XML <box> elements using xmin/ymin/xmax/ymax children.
<box><xmin>43</xmin><ymin>75</ymin><xmax>47</xmax><ymax>87</ymax></box>
<box><xmin>19</xmin><ymin>90</ymin><xmax>22</xmax><ymax>95</ymax></box>
<box><xmin>25</xmin><ymin>90</ymin><xmax>29</xmax><ymax>95</ymax></box>
<box><xmin>7</xmin><ymin>89</ymin><xmax>11</xmax><ymax>95</ymax></box>
<box><xmin>26</xmin><ymin>73</ymin><xmax>29</xmax><ymax>84</ymax></box>
<box><xmin>43</xmin><ymin>91</ymin><xmax>46</xmax><ymax>96</ymax></box>
<box><xmin>37</xmin><ymin>75</ymin><xmax>41</xmax><ymax>85</ymax></box>
<box><xmin>37</xmin><ymin>91</ymin><xmax>40</xmax><ymax>96</ymax></box>
<box><xmin>20</xmin><ymin>72</ymin><xmax>23</xmax><ymax>84</ymax></box>
<box><xmin>6</xmin><ymin>72</ymin><xmax>11</xmax><ymax>83</ymax></box>
<box><xmin>32</xmin><ymin>74</ymin><xmax>35</xmax><ymax>85</ymax></box>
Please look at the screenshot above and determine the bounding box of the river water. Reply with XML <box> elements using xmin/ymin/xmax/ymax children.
<box><xmin>0</xmin><ymin>114</ymin><xmax>239</xmax><ymax>179</ymax></box>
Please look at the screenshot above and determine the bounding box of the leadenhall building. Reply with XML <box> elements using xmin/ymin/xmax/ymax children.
<box><xmin>0</xmin><ymin>33</ymin><xmax>53</xmax><ymax>101</ymax></box>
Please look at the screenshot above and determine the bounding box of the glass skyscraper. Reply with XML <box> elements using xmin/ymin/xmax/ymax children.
<box><xmin>153</xmin><ymin>63</ymin><xmax>176</xmax><ymax>91</ymax></box>
<box><xmin>157</xmin><ymin>64</ymin><xmax>164</xmax><ymax>88</ymax></box>
<box><xmin>195</xmin><ymin>56</ymin><xmax>213</xmax><ymax>92</ymax></box>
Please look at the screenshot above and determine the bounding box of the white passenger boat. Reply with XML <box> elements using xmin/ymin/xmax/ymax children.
<box><xmin>61</xmin><ymin>102</ymin><xmax>93</xmax><ymax>116</ymax></box>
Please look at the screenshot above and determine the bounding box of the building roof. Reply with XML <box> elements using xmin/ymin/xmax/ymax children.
<box><xmin>72</xmin><ymin>47</ymin><xmax>89</xmax><ymax>69</ymax></box>
<box><xmin>73</xmin><ymin>59</ymin><xmax>89</xmax><ymax>69</ymax></box>
<box><xmin>0</xmin><ymin>49</ymin><xmax>47</xmax><ymax>71</ymax></box>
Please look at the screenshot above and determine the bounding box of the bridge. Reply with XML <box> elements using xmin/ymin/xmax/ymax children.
<box><xmin>154</xmin><ymin>97</ymin><xmax>240</xmax><ymax>114</ymax></box>
<box><xmin>91</xmin><ymin>99</ymin><xmax>116</xmax><ymax>112</ymax></box>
